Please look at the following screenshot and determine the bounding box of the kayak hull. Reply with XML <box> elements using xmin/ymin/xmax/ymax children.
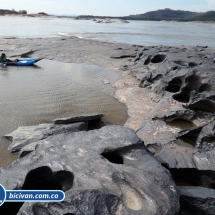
<box><xmin>0</xmin><ymin>58</ymin><xmax>42</xmax><ymax>66</ymax></box>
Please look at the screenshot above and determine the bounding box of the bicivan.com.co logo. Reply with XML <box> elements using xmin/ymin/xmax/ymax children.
<box><xmin>0</xmin><ymin>184</ymin><xmax>65</xmax><ymax>206</ymax></box>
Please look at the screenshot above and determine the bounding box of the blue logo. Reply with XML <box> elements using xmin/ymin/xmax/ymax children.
<box><xmin>0</xmin><ymin>184</ymin><xmax>6</xmax><ymax>206</ymax></box>
<box><xmin>0</xmin><ymin>184</ymin><xmax>64</xmax><ymax>206</ymax></box>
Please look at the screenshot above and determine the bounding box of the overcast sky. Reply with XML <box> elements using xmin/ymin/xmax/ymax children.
<box><xmin>1</xmin><ymin>0</ymin><xmax>215</xmax><ymax>16</ymax></box>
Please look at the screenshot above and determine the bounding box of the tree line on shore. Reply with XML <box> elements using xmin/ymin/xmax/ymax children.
<box><xmin>0</xmin><ymin>9</ymin><xmax>49</xmax><ymax>16</ymax></box>
<box><xmin>79</xmin><ymin>8</ymin><xmax>215</xmax><ymax>22</ymax></box>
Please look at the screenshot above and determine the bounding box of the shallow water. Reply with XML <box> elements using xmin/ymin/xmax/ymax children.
<box><xmin>0</xmin><ymin>16</ymin><xmax>215</xmax><ymax>47</ymax></box>
<box><xmin>176</xmin><ymin>137</ymin><xmax>196</xmax><ymax>149</ymax></box>
<box><xmin>166</xmin><ymin>119</ymin><xmax>197</xmax><ymax>130</ymax></box>
<box><xmin>0</xmin><ymin>59</ymin><xmax>127</xmax><ymax>166</ymax></box>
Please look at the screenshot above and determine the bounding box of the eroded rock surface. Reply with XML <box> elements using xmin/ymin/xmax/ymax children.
<box><xmin>129</xmin><ymin>46</ymin><xmax>215</xmax><ymax>108</ymax></box>
<box><xmin>4</xmin><ymin>122</ymin><xmax>88</xmax><ymax>152</ymax></box>
<box><xmin>179</xmin><ymin>186</ymin><xmax>215</xmax><ymax>215</ymax></box>
<box><xmin>196</xmin><ymin>120</ymin><xmax>215</xmax><ymax>151</ymax></box>
<box><xmin>0</xmin><ymin>126</ymin><xmax>179</xmax><ymax>215</ymax></box>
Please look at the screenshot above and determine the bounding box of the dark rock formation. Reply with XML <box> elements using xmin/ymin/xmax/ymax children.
<box><xmin>4</xmin><ymin>122</ymin><xmax>88</xmax><ymax>152</ymax></box>
<box><xmin>22</xmin><ymin>166</ymin><xmax>63</xmax><ymax>190</ymax></box>
<box><xmin>164</xmin><ymin>168</ymin><xmax>215</xmax><ymax>188</ymax></box>
<box><xmin>53</xmin><ymin>113</ymin><xmax>104</xmax><ymax>124</ymax></box>
<box><xmin>196</xmin><ymin>120</ymin><xmax>215</xmax><ymax>151</ymax></box>
<box><xmin>0</xmin><ymin>125</ymin><xmax>179</xmax><ymax>215</ymax></box>
<box><xmin>129</xmin><ymin>46</ymin><xmax>215</xmax><ymax>173</ymax></box>
<box><xmin>129</xmin><ymin>46</ymin><xmax>215</xmax><ymax>108</ymax></box>
<box><xmin>179</xmin><ymin>186</ymin><xmax>215</xmax><ymax>215</ymax></box>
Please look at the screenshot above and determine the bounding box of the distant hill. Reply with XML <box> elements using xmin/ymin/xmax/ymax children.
<box><xmin>123</xmin><ymin>8</ymin><xmax>215</xmax><ymax>21</ymax></box>
<box><xmin>192</xmin><ymin>10</ymin><xmax>215</xmax><ymax>21</ymax></box>
<box><xmin>78</xmin><ymin>9</ymin><xmax>215</xmax><ymax>21</ymax></box>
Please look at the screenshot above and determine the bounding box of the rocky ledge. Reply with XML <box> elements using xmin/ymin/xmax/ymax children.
<box><xmin>0</xmin><ymin>120</ymin><xmax>179</xmax><ymax>215</ymax></box>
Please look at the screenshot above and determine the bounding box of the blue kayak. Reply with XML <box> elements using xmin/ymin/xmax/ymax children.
<box><xmin>0</xmin><ymin>58</ymin><xmax>42</xmax><ymax>66</ymax></box>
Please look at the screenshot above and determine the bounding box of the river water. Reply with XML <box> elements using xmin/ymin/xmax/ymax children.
<box><xmin>0</xmin><ymin>16</ymin><xmax>215</xmax><ymax>47</ymax></box>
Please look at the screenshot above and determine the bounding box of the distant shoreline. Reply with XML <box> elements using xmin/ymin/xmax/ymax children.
<box><xmin>1</xmin><ymin>8</ymin><xmax>215</xmax><ymax>22</ymax></box>
<box><xmin>1</xmin><ymin>14</ymin><xmax>215</xmax><ymax>23</ymax></box>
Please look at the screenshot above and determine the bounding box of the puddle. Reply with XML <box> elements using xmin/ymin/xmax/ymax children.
<box><xmin>0</xmin><ymin>59</ymin><xmax>128</xmax><ymax>166</ymax></box>
<box><xmin>166</xmin><ymin>119</ymin><xmax>197</xmax><ymax>130</ymax></box>
<box><xmin>176</xmin><ymin>136</ymin><xmax>196</xmax><ymax>148</ymax></box>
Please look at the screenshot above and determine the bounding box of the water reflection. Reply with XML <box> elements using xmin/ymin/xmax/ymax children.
<box><xmin>0</xmin><ymin>59</ymin><xmax>127</xmax><ymax>166</ymax></box>
<box><xmin>166</xmin><ymin>119</ymin><xmax>197</xmax><ymax>130</ymax></box>
<box><xmin>176</xmin><ymin>136</ymin><xmax>196</xmax><ymax>149</ymax></box>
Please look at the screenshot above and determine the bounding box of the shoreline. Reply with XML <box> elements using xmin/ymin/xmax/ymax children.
<box><xmin>1</xmin><ymin>14</ymin><xmax>215</xmax><ymax>23</ymax></box>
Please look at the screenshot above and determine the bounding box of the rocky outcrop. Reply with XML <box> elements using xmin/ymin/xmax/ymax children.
<box><xmin>53</xmin><ymin>113</ymin><xmax>104</xmax><ymax>124</ymax></box>
<box><xmin>179</xmin><ymin>186</ymin><xmax>215</xmax><ymax>215</ymax></box>
<box><xmin>196</xmin><ymin>120</ymin><xmax>215</xmax><ymax>151</ymax></box>
<box><xmin>4</xmin><ymin>122</ymin><xmax>88</xmax><ymax>152</ymax></box>
<box><xmin>131</xmin><ymin>46</ymin><xmax>215</xmax><ymax>107</ymax></box>
<box><xmin>136</xmin><ymin>99</ymin><xmax>215</xmax><ymax>170</ymax></box>
<box><xmin>127</xmin><ymin>46</ymin><xmax>215</xmax><ymax>171</ymax></box>
<box><xmin>0</xmin><ymin>125</ymin><xmax>179</xmax><ymax>215</ymax></box>
<box><xmin>125</xmin><ymin>45</ymin><xmax>215</xmax><ymax>215</ymax></box>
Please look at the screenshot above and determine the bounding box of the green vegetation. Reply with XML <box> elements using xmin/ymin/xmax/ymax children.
<box><xmin>19</xmin><ymin>10</ymin><xmax>27</xmax><ymax>15</ymax></box>
<box><xmin>0</xmin><ymin>9</ymin><xmax>27</xmax><ymax>15</ymax></box>
<box><xmin>123</xmin><ymin>9</ymin><xmax>199</xmax><ymax>21</ymax></box>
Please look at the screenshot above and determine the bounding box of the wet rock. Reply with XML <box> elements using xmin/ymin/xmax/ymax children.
<box><xmin>53</xmin><ymin>113</ymin><xmax>104</xmax><ymax>124</ymax></box>
<box><xmin>196</xmin><ymin>120</ymin><xmax>215</xmax><ymax>151</ymax></box>
<box><xmin>179</xmin><ymin>186</ymin><xmax>215</xmax><ymax>215</ymax></box>
<box><xmin>0</xmin><ymin>126</ymin><xmax>179</xmax><ymax>215</ymax></box>
<box><xmin>4</xmin><ymin>122</ymin><xmax>88</xmax><ymax>152</ymax></box>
